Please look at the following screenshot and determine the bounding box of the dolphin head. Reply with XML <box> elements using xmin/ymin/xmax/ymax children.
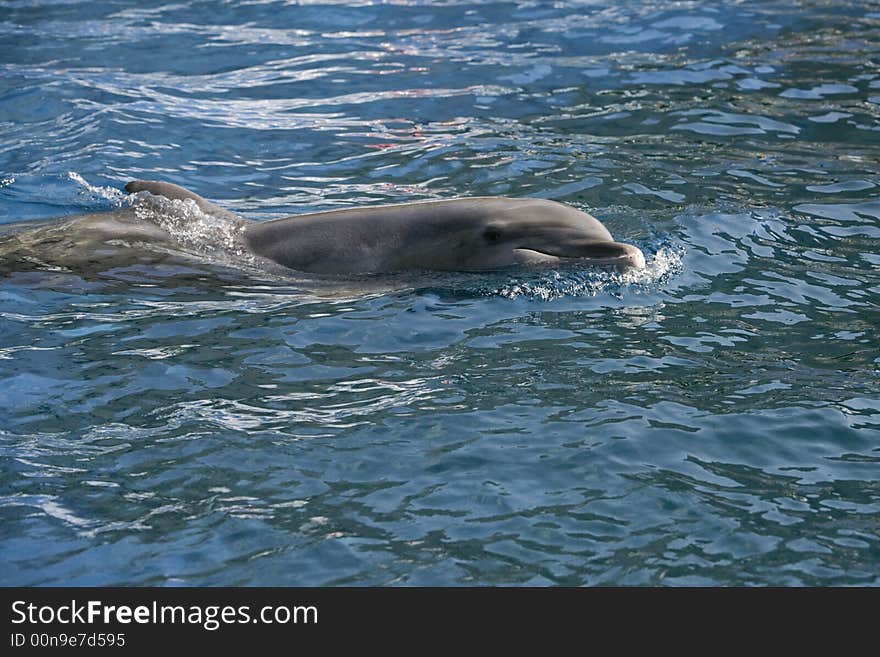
<box><xmin>243</xmin><ymin>195</ymin><xmax>645</xmax><ymax>275</ymax></box>
<box><xmin>407</xmin><ymin>198</ymin><xmax>646</xmax><ymax>272</ymax></box>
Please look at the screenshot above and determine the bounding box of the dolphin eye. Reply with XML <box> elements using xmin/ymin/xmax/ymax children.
<box><xmin>483</xmin><ymin>227</ymin><xmax>502</xmax><ymax>243</ymax></box>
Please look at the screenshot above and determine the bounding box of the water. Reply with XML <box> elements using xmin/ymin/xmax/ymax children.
<box><xmin>1</xmin><ymin>0</ymin><xmax>878</xmax><ymax>586</ymax></box>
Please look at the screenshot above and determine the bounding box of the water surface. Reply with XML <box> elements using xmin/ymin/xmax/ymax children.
<box><xmin>1</xmin><ymin>0</ymin><xmax>878</xmax><ymax>585</ymax></box>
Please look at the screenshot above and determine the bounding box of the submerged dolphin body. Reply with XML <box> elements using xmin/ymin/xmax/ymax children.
<box><xmin>1</xmin><ymin>180</ymin><xmax>645</xmax><ymax>276</ymax></box>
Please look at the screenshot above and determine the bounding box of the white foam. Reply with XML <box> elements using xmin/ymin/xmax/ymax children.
<box><xmin>130</xmin><ymin>193</ymin><xmax>250</xmax><ymax>262</ymax></box>
<box><xmin>67</xmin><ymin>171</ymin><xmax>127</xmax><ymax>204</ymax></box>
<box><xmin>491</xmin><ymin>240</ymin><xmax>684</xmax><ymax>300</ymax></box>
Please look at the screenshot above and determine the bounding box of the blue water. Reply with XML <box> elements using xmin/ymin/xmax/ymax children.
<box><xmin>1</xmin><ymin>0</ymin><xmax>878</xmax><ymax>586</ymax></box>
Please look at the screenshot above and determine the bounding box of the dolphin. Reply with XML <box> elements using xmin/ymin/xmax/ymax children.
<box><xmin>125</xmin><ymin>180</ymin><xmax>646</xmax><ymax>273</ymax></box>
<box><xmin>0</xmin><ymin>180</ymin><xmax>645</xmax><ymax>276</ymax></box>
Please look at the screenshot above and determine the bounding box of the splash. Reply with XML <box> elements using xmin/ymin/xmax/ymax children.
<box><xmin>128</xmin><ymin>192</ymin><xmax>249</xmax><ymax>259</ymax></box>
<box><xmin>68</xmin><ymin>173</ymin><xmax>261</xmax><ymax>270</ymax></box>
<box><xmin>488</xmin><ymin>238</ymin><xmax>684</xmax><ymax>300</ymax></box>
<box><xmin>67</xmin><ymin>172</ymin><xmax>127</xmax><ymax>204</ymax></box>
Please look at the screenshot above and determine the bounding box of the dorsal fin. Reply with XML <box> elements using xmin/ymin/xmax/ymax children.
<box><xmin>124</xmin><ymin>180</ymin><xmax>239</xmax><ymax>219</ymax></box>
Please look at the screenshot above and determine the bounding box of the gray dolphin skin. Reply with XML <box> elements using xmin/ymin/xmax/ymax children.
<box><xmin>2</xmin><ymin>180</ymin><xmax>645</xmax><ymax>275</ymax></box>
<box><xmin>127</xmin><ymin>180</ymin><xmax>646</xmax><ymax>274</ymax></box>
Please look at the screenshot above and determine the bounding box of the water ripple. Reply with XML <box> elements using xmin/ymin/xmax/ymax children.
<box><xmin>1</xmin><ymin>0</ymin><xmax>879</xmax><ymax>586</ymax></box>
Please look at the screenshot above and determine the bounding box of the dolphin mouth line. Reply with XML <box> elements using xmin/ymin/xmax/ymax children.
<box><xmin>515</xmin><ymin>242</ymin><xmax>646</xmax><ymax>271</ymax></box>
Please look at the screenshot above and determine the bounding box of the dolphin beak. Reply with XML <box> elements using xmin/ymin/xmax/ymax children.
<box><xmin>517</xmin><ymin>240</ymin><xmax>646</xmax><ymax>271</ymax></box>
<box><xmin>611</xmin><ymin>242</ymin><xmax>646</xmax><ymax>271</ymax></box>
<box><xmin>579</xmin><ymin>242</ymin><xmax>646</xmax><ymax>271</ymax></box>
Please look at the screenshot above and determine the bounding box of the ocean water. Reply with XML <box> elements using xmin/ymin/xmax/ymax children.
<box><xmin>0</xmin><ymin>0</ymin><xmax>878</xmax><ymax>586</ymax></box>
